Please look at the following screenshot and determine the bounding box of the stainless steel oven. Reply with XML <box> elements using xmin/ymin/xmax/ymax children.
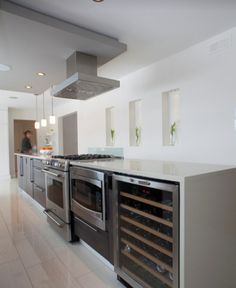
<box><xmin>42</xmin><ymin>165</ymin><xmax>72</xmax><ymax>241</ymax></box>
<box><xmin>70</xmin><ymin>167</ymin><xmax>106</xmax><ymax>231</ymax></box>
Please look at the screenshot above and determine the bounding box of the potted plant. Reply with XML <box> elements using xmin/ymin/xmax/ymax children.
<box><xmin>170</xmin><ymin>122</ymin><xmax>177</xmax><ymax>145</ymax></box>
<box><xmin>135</xmin><ymin>127</ymin><xmax>141</xmax><ymax>146</ymax></box>
<box><xmin>110</xmin><ymin>129</ymin><xmax>115</xmax><ymax>145</ymax></box>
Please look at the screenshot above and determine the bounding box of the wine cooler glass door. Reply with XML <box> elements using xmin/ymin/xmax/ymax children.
<box><xmin>113</xmin><ymin>175</ymin><xmax>179</xmax><ymax>288</ymax></box>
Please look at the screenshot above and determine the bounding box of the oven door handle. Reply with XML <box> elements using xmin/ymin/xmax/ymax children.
<box><xmin>71</xmin><ymin>174</ymin><xmax>102</xmax><ymax>188</ymax></box>
<box><xmin>43</xmin><ymin>209</ymin><xmax>64</xmax><ymax>228</ymax></box>
<box><xmin>72</xmin><ymin>200</ymin><xmax>103</xmax><ymax>218</ymax></box>
<box><xmin>42</xmin><ymin>169</ymin><xmax>62</xmax><ymax>178</ymax></box>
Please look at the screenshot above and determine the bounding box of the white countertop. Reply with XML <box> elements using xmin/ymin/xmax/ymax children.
<box><xmin>16</xmin><ymin>153</ymin><xmax>235</xmax><ymax>181</ymax></box>
<box><xmin>70</xmin><ymin>158</ymin><xmax>234</xmax><ymax>182</ymax></box>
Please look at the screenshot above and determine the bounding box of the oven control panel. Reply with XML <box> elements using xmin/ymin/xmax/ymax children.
<box><xmin>42</xmin><ymin>159</ymin><xmax>69</xmax><ymax>171</ymax></box>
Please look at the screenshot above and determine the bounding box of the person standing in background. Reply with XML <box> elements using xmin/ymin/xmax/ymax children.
<box><xmin>21</xmin><ymin>130</ymin><xmax>33</xmax><ymax>154</ymax></box>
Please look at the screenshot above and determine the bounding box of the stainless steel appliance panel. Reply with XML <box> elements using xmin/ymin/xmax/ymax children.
<box><xmin>33</xmin><ymin>166</ymin><xmax>45</xmax><ymax>189</ymax></box>
<box><xmin>70</xmin><ymin>167</ymin><xmax>106</xmax><ymax>231</ymax></box>
<box><xmin>33</xmin><ymin>184</ymin><xmax>46</xmax><ymax>208</ymax></box>
<box><xmin>44</xmin><ymin>209</ymin><xmax>72</xmax><ymax>241</ymax></box>
<box><xmin>44</xmin><ymin>168</ymin><xmax>70</xmax><ymax>223</ymax></box>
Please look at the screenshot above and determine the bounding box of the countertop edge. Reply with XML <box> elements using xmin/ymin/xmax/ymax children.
<box><xmin>70</xmin><ymin>161</ymin><xmax>183</xmax><ymax>182</ymax></box>
<box><xmin>14</xmin><ymin>153</ymin><xmax>50</xmax><ymax>160</ymax></box>
<box><xmin>70</xmin><ymin>160</ymin><xmax>236</xmax><ymax>182</ymax></box>
<box><xmin>15</xmin><ymin>153</ymin><xmax>236</xmax><ymax>182</ymax></box>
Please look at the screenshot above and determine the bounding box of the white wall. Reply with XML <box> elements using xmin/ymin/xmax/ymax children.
<box><xmin>53</xmin><ymin>27</ymin><xmax>236</xmax><ymax>165</ymax></box>
<box><xmin>0</xmin><ymin>108</ymin><xmax>10</xmax><ymax>179</ymax></box>
<box><xmin>6</xmin><ymin>28</ymin><xmax>236</xmax><ymax>169</ymax></box>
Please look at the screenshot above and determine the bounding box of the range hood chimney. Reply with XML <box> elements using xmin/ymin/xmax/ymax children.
<box><xmin>52</xmin><ymin>52</ymin><xmax>120</xmax><ymax>100</ymax></box>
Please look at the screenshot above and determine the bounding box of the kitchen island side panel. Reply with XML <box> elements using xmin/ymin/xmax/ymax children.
<box><xmin>184</xmin><ymin>169</ymin><xmax>236</xmax><ymax>288</ymax></box>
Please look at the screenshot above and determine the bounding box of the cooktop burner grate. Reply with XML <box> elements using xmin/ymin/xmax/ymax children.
<box><xmin>52</xmin><ymin>154</ymin><xmax>113</xmax><ymax>161</ymax></box>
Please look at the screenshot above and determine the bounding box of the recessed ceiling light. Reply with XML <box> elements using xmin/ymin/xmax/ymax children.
<box><xmin>37</xmin><ymin>72</ymin><xmax>46</xmax><ymax>76</ymax></box>
<box><xmin>25</xmin><ymin>85</ymin><xmax>32</xmax><ymax>89</ymax></box>
<box><xmin>0</xmin><ymin>63</ymin><xmax>11</xmax><ymax>72</ymax></box>
<box><xmin>93</xmin><ymin>0</ymin><xmax>104</xmax><ymax>2</ymax></box>
<box><xmin>9</xmin><ymin>96</ymin><xmax>18</xmax><ymax>100</ymax></box>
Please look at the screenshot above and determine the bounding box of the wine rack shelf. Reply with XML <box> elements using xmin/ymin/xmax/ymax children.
<box><xmin>120</xmin><ymin>226</ymin><xmax>173</xmax><ymax>258</ymax></box>
<box><xmin>121</xmin><ymin>237</ymin><xmax>173</xmax><ymax>273</ymax></box>
<box><xmin>120</xmin><ymin>192</ymin><xmax>173</xmax><ymax>212</ymax></box>
<box><xmin>120</xmin><ymin>204</ymin><xmax>173</xmax><ymax>228</ymax></box>
<box><xmin>113</xmin><ymin>174</ymin><xmax>179</xmax><ymax>288</ymax></box>
<box><xmin>121</xmin><ymin>251</ymin><xmax>173</xmax><ymax>288</ymax></box>
<box><xmin>120</xmin><ymin>215</ymin><xmax>173</xmax><ymax>243</ymax></box>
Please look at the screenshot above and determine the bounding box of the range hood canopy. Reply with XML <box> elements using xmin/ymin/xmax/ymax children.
<box><xmin>52</xmin><ymin>52</ymin><xmax>120</xmax><ymax>100</ymax></box>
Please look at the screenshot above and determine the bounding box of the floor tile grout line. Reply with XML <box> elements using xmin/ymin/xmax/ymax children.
<box><xmin>0</xmin><ymin>179</ymin><xmax>121</xmax><ymax>288</ymax></box>
<box><xmin>14</xmin><ymin>188</ymin><xmax>102</xmax><ymax>278</ymax></box>
<box><xmin>0</xmin><ymin>257</ymin><xmax>19</xmax><ymax>268</ymax></box>
<box><xmin>11</xmin><ymin>183</ymin><xmax>91</xmax><ymax>285</ymax></box>
<box><xmin>0</xmin><ymin>192</ymin><xmax>34</xmax><ymax>288</ymax></box>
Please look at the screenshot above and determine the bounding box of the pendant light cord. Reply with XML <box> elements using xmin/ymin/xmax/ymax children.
<box><xmin>36</xmin><ymin>95</ymin><xmax>38</xmax><ymax>121</ymax></box>
<box><xmin>51</xmin><ymin>94</ymin><xmax>54</xmax><ymax>116</ymax></box>
<box><xmin>43</xmin><ymin>92</ymin><xmax>45</xmax><ymax>118</ymax></box>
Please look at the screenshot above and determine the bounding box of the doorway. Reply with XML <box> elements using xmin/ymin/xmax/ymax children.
<box><xmin>61</xmin><ymin>112</ymin><xmax>78</xmax><ymax>155</ymax></box>
<box><xmin>14</xmin><ymin>120</ymin><xmax>37</xmax><ymax>175</ymax></box>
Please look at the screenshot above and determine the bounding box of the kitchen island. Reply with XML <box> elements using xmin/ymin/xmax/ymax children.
<box><xmin>70</xmin><ymin>158</ymin><xmax>236</xmax><ymax>288</ymax></box>
<box><xmin>15</xmin><ymin>153</ymin><xmax>236</xmax><ymax>288</ymax></box>
<box><xmin>15</xmin><ymin>153</ymin><xmax>50</xmax><ymax>207</ymax></box>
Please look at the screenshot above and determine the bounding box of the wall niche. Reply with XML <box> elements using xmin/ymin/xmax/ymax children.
<box><xmin>129</xmin><ymin>99</ymin><xmax>142</xmax><ymax>146</ymax></box>
<box><xmin>162</xmin><ymin>89</ymin><xmax>180</xmax><ymax>146</ymax></box>
<box><xmin>106</xmin><ymin>107</ymin><xmax>115</xmax><ymax>146</ymax></box>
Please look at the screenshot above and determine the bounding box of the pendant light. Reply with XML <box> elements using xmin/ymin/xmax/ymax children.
<box><xmin>34</xmin><ymin>94</ymin><xmax>40</xmax><ymax>129</ymax></box>
<box><xmin>41</xmin><ymin>92</ymin><xmax>47</xmax><ymax>127</ymax></box>
<box><xmin>49</xmin><ymin>88</ymin><xmax>56</xmax><ymax>125</ymax></box>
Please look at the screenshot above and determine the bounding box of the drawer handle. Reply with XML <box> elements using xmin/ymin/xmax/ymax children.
<box><xmin>42</xmin><ymin>169</ymin><xmax>61</xmax><ymax>178</ymax></box>
<box><xmin>74</xmin><ymin>216</ymin><xmax>98</xmax><ymax>232</ymax></box>
<box><xmin>130</xmin><ymin>178</ymin><xmax>151</xmax><ymax>186</ymax></box>
<box><xmin>138</xmin><ymin>180</ymin><xmax>151</xmax><ymax>186</ymax></box>
<box><xmin>43</xmin><ymin>209</ymin><xmax>64</xmax><ymax>228</ymax></box>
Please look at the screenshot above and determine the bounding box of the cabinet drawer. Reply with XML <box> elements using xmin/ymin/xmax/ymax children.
<box><xmin>74</xmin><ymin>216</ymin><xmax>110</xmax><ymax>261</ymax></box>
<box><xmin>33</xmin><ymin>167</ymin><xmax>45</xmax><ymax>189</ymax></box>
<box><xmin>33</xmin><ymin>184</ymin><xmax>46</xmax><ymax>207</ymax></box>
<box><xmin>33</xmin><ymin>159</ymin><xmax>43</xmax><ymax>169</ymax></box>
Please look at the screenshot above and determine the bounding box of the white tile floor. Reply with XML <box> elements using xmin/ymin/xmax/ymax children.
<box><xmin>0</xmin><ymin>179</ymin><xmax>124</xmax><ymax>288</ymax></box>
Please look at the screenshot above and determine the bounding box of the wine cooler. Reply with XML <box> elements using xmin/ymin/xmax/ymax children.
<box><xmin>113</xmin><ymin>175</ymin><xmax>179</xmax><ymax>288</ymax></box>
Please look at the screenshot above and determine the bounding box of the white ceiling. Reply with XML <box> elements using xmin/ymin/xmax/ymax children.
<box><xmin>0</xmin><ymin>89</ymin><xmax>73</xmax><ymax>109</ymax></box>
<box><xmin>0</xmin><ymin>0</ymin><xmax>125</xmax><ymax>96</ymax></box>
<box><xmin>1</xmin><ymin>0</ymin><xmax>236</xmax><ymax>108</ymax></box>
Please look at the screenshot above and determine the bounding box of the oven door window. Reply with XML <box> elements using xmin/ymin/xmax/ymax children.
<box><xmin>72</xmin><ymin>179</ymin><xmax>102</xmax><ymax>213</ymax></box>
<box><xmin>47</xmin><ymin>178</ymin><xmax>64</xmax><ymax>208</ymax></box>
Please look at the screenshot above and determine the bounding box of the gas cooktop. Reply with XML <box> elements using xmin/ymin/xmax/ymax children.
<box><xmin>43</xmin><ymin>154</ymin><xmax>114</xmax><ymax>172</ymax></box>
<box><xmin>52</xmin><ymin>154</ymin><xmax>113</xmax><ymax>161</ymax></box>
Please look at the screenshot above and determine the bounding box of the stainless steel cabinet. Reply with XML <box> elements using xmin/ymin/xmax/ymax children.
<box><xmin>24</xmin><ymin>157</ymin><xmax>34</xmax><ymax>197</ymax></box>
<box><xmin>17</xmin><ymin>156</ymin><xmax>46</xmax><ymax>206</ymax></box>
<box><xmin>33</xmin><ymin>184</ymin><xmax>46</xmax><ymax>207</ymax></box>
<box><xmin>73</xmin><ymin>173</ymin><xmax>114</xmax><ymax>263</ymax></box>
<box><xmin>17</xmin><ymin>156</ymin><xmax>35</xmax><ymax>199</ymax></box>
<box><xmin>33</xmin><ymin>159</ymin><xmax>46</xmax><ymax>207</ymax></box>
<box><xmin>17</xmin><ymin>156</ymin><xmax>25</xmax><ymax>190</ymax></box>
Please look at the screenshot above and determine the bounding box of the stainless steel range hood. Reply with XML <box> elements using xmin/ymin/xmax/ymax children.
<box><xmin>52</xmin><ymin>52</ymin><xmax>120</xmax><ymax>100</ymax></box>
